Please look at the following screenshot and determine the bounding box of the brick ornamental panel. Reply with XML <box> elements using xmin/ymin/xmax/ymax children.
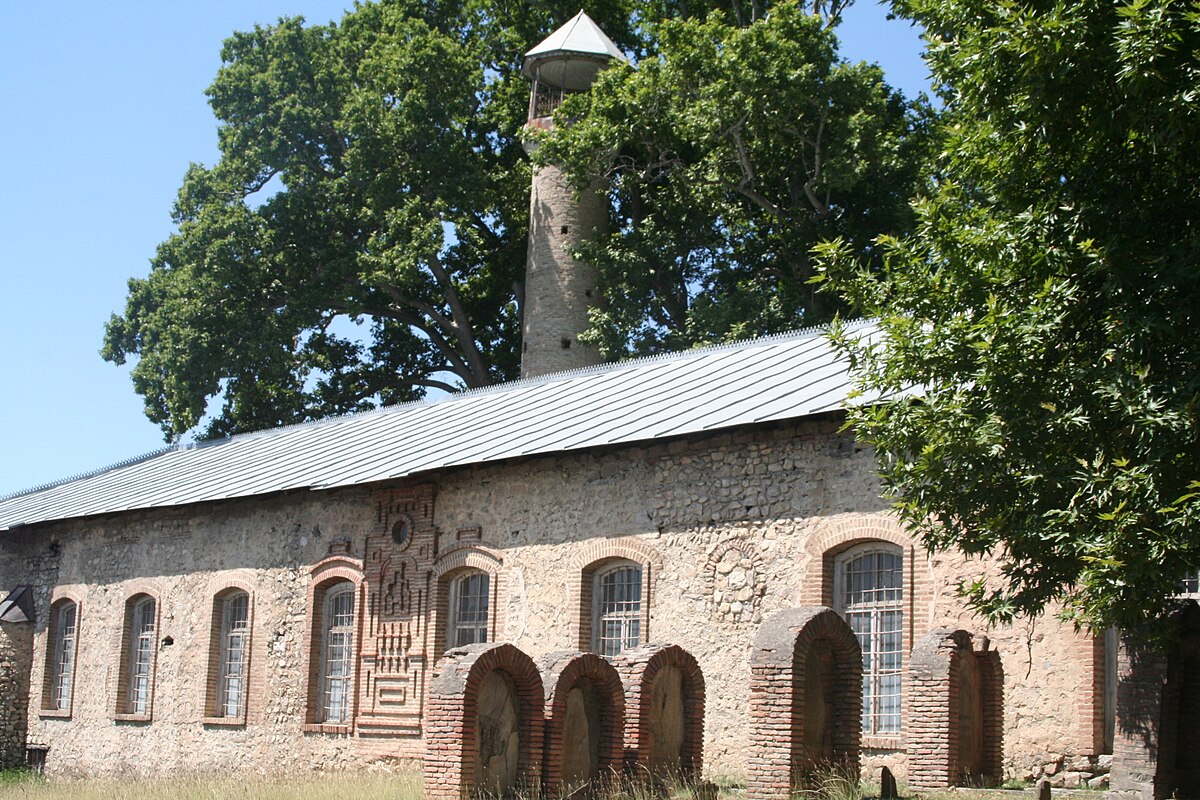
<box><xmin>424</xmin><ymin>642</ymin><xmax>545</xmax><ymax>800</ymax></box>
<box><xmin>538</xmin><ymin>650</ymin><xmax>625</xmax><ymax>794</ymax></box>
<box><xmin>906</xmin><ymin>629</ymin><xmax>1003</xmax><ymax>789</ymax></box>
<box><xmin>745</xmin><ymin>607</ymin><xmax>862</xmax><ymax>800</ymax></box>
<box><xmin>611</xmin><ymin>643</ymin><xmax>705</xmax><ymax>780</ymax></box>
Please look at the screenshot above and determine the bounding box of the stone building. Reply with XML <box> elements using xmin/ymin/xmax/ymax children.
<box><xmin>0</xmin><ymin>12</ymin><xmax>1169</xmax><ymax>797</ymax></box>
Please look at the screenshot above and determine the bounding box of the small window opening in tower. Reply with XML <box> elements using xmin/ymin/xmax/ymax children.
<box><xmin>561</xmin><ymin>225</ymin><xmax>570</xmax><ymax>235</ymax></box>
<box><xmin>561</xmin><ymin>338</ymin><xmax>571</xmax><ymax>349</ymax></box>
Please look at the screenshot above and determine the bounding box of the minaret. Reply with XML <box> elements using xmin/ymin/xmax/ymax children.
<box><xmin>520</xmin><ymin>12</ymin><xmax>628</xmax><ymax>379</ymax></box>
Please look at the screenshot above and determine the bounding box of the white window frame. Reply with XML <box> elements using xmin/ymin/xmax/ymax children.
<box><xmin>447</xmin><ymin>570</ymin><xmax>490</xmax><ymax>649</ymax></box>
<box><xmin>592</xmin><ymin>560</ymin><xmax>642</xmax><ymax>657</ymax></box>
<box><xmin>50</xmin><ymin>600</ymin><xmax>78</xmax><ymax>712</ymax></box>
<box><xmin>834</xmin><ymin>543</ymin><xmax>904</xmax><ymax>737</ymax></box>
<box><xmin>126</xmin><ymin>596</ymin><xmax>157</xmax><ymax>716</ymax></box>
<box><xmin>216</xmin><ymin>591</ymin><xmax>250</xmax><ymax>718</ymax></box>
<box><xmin>319</xmin><ymin>582</ymin><xmax>356</xmax><ymax>724</ymax></box>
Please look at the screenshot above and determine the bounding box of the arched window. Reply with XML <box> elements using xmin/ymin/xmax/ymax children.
<box><xmin>593</xmin><ymin>560</ymin><xmax>642</xmax><ymax>657</ymax></box>
<box><xmin>834</xmin><ymin>544</ymin><xmax>903</xmax><ymax>736</ymax></box>
<box><xmin>45</xmin><ymin>599</ymin><xmax>78</xmax><ymax>713</ymax></box>
<box><xmin>447</xmin><ymin>571</ymin><xmax>490</xmax><ymax>649</ymax></box>
<box><xmin>120</xmin><ymin>594</ymin><xmax>158</xmax><ymax>717</ymax></box>
<box><xmin>208</xmin><ymin>589</ymin><xmax>251</xmax><ymax>720</ymax></box>
<box><xmin>319</xmin><ymin>582</ymin><xmax>356</xmax><ymax>724</ymax></box>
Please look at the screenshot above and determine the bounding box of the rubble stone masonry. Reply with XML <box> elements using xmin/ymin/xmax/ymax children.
<box><xmin>0</xmin><ymin>414</ymin><xmax>1109</xmax><ymax>779</ymax></box>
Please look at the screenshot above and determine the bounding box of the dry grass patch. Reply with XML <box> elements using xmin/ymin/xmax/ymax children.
<box><xmin>0</xmin><ymin>770</ymin><xmax>422</xmax><ymax>800</ymax></box>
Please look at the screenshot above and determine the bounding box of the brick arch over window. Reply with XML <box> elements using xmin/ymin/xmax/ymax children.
<box><xmin>802</xmin><ymin>516</ymin><xmax>917</xmax><ymax>748</ymax></box>
<box><xmin>424</xmin><ymin>642</ymin><xmax>545</xmax><ymax>800</ymax></box>
<box><xmin>112</xmin><ymin>580</ymin><xmax>163</xmax><ymax>722</ymax></box>
<box><xmin>746</xmin><ymin>607</ymin><xmax>863</xmax><ymax>800</ymax></box>
<box><xmin>611</xmin><ymin>643</ymin><xmax>705</xmax><ymax>779</ymax></box>
<box><xmin>40</xmin><ymin>587</ymin><xmax>84</xmax><ymax>718</ymax></box>
<box><xmin>539</xmin><ymin>650</ymin><xmax>626</xmax><ymax>794</ymax></box>
<box><xmin>570</xmin><ymin>539</ymin><xmax>662</xmax><ymax>653</ymax></box>
<box><xmin>203</xmin><ymin>574</ymin><xmax>257</xmax><ymax>725</ymax></box>
<box><xmin>432</xmin><ymin>545</ymin><xmax>505</xmax><ymax>657</ymax></box>
<box><xmin>303</xmin><ymin>555</ymin><xmax>364</xmax><ymax>731</ymax></box>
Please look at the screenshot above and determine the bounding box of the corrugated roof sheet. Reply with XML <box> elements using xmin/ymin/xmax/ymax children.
<box><xmin>0</xmin><ymin>322</ymin><xmax>877</xmax><ymax>531</ymax></box>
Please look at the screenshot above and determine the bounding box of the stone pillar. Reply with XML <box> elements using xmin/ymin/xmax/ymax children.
<box><xmin>746</xmin><ymin>607</ymin><xmax>862</xmax><ymax>800</ymax></box>
<box><xmin>424</xmin><ymin>643</ymin><xmax>545</xmax><ymax>800</ymax></box>
<box><xmin>907</xmin><ymin>629</ymin><xmax>1003</xmax><ymax>789</ymax></box>
<box><xmin>521</xmin><ymin>155</ymin><xmax>605</xmax><ymax>379</ymax></box>
<box><xmin>0</xmin><ymin>619</ymin><xmax>33</xmax><ymax>768</ymax></box>
<box><xmin>539</xmin><ymin>650</ymin><xmax>625</xmax><ymax>794</ymax></box>
<box><xmin>611</xmin><ymin>643</ymin><xmax>705</xmax><ymax>780</ymax></box>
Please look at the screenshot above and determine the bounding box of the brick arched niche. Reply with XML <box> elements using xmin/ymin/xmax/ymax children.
<box><xmin>612</xmin><ymin>643</ymin><xmax>705</xmax><ymax>780</ymax></box>
<box><xmin>907</xmin><ymin>629</ymin><xmax>1003</xmax><ymax>789</ymax></box>
<box><xmin>425</xmin><ymin>642</ymin><xmax>545</xmax><ymax>800</ymax></box>
<box><xmin>1112</xmin><ymin>602</ymin><xmax>1200</xmax><ymax>800</ymax></box>
<box><xmin>539</xmin><ymin>650</ymin><xmax>625</xmax><ymax>794</ymax></box>
<box><xmin>746</xmin><ymin>607</ymin><xmax>862</xmax><ymax>800</ymax></box>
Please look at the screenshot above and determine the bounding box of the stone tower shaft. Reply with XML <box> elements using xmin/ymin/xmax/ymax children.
<box><xmin>520</xmin><ymin>12</ymin><xmax>626</xmax><ymax>380</ymax></box>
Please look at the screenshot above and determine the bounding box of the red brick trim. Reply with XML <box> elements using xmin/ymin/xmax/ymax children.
<box><xmin>431</xmin><ymin>545</ymin><xmax>505</xmax><ymax>658</ymax></box>
<box><xmin>569</xmin><ymin>539</ymin><xmax>662</xmax><ymax>652</ymax></box>
<box><xmin>202</xmin><ymin>574</ymin><xmax>257</xmax><ymax>725</ymax></box>
<box><xmin>802</xmin><ymin>515</ymin><xmax>917</xmax><ymax>748</ymax></box>
<box><xmin>746</xmin><ymin>607</ymin><xmax>862</xmax><ymax>799</ymax></box>
<box><xmin>112</xmin><ymin>582</ymin><xmax>163</xmax><ymax>722</ymax></box>
<box><xmin>539</xmin><ymin>650</ymin><xmax>626</xmax><ymax>794</ymax></box>
<box><xmin>907</xmin><ymin>629</ymin><xmax>1003</xmax><ymax>789</ymax></box>
<box><xmin>611</xmin><ymin>643</ymin><xmax>705</xmax><ymax>780</ymax></box>
<box><xmin>303</xmin><ymin>557</ymin><xmax>364</xmax><ymax>728</ymax></box>
<box><xmin>425</xmin><ymin>643</ymin><xmax>545</xmax><ymax>800</ymax></box>
<box><xmin>39</xmin><ymin>588</ymin><xmax>83</xmax><ymax>718</ymax></box>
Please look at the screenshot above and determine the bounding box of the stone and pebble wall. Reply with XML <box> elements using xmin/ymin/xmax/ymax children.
<box><xmin>0</xmin><ymin>415</ymin><xmax>1115</xmax><ymax>780</ymax></box>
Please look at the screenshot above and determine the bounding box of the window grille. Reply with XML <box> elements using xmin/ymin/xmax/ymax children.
<box><xmin>448</xmin><ymin>572</ymin><xmax>490</xmax><ymax>648</ymax></box>
<box><xmin>50</xmin><ymin>601</ymin><xmax>77</xmax><ymax>711</ymax></box>
<box><xmin>593</xmin><ymin>563</ymin><xmax>642</xmax><ymax>657</ymax></box>
<box><xmin>1179</xmin><ymin>569</ymin><xmax>1200</xmax><ymax>598</ymax></box>
<box><xmin>320</xmin><ymin>583</ymin><xmax>355</xmax><ymax>724</ymax></box>
<box><xmin>835</xmin><ymin>546</ymin><xmax>903</xmax><ymax>736</ymax></box>
<box><xmin>127</xmin><ymin>596</ymin><xmax>156</xmax><ymax>715</ymax></box>
<box><xmin>216</xmin><ymin>592</ymin><xmax>249</xmax><ymax>718</ymax></box>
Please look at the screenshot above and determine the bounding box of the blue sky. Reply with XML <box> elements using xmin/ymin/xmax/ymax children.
<box><xmin>0</xmin><ymin>1</ymin><xmax>928</xmax><ymax>498</ymax></box>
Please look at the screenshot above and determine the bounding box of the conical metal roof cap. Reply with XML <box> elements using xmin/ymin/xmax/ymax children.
<box><xmin>522</xmin><ymin>10</ymin><xmax>628</xmax><ymax>80</ymax></box>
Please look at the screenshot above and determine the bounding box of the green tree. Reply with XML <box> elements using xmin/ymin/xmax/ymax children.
<box><xmin>818</xmin><ymin>0</ymin><xmax>1200</xmax><ymax>630</ymax></box>
<box><xmin>102</xmin><ymin>0</ymin><xmax>638</xmax><ymax>440</ymax></box>
<box><xmin>538</xmin><ymin>0</ymin><xmax>932</xmax><ymax>357</ymax></box>
<box><xmin>104</xmin><ymin>0</ymin><xmax>929</xmax><ymax>440</ymax></box>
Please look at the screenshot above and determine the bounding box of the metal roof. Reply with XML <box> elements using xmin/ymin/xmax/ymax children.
<box><xmin>523</xmin><ymin>10</ymin><xmax>628</xmax><ymax>75</ymax></box>
<box><xmin>0</xmin><ymin>322</ymin><xmax>877</xmax><ymax>532</ymax></box>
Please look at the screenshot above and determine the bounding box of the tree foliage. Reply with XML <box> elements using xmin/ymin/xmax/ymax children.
<box><xmin>102</xmin><ymin>0</ymin><xmax>638</xmax><ymax>440</ymax></box>
<box><xmin>538</xmin><ymin>1</ymin><xmax>932</xmax><ymax>357</ymax></box>
<box><xmin>103</xmin><ymin>0</ymin><xmax>930</xmax><ymax>440</ymax></box>
<box><xmin>818</xmin><ymin>0</ymin><xmax>1200</xmax><ymax>629</ymax></box>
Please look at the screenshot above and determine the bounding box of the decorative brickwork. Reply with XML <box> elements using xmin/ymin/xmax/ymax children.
<box><xmin>539</xmin><ymin>650</ymin><xmax>625</xmax><ymax>794</ymax></box>
<box><xmin>303</xmin><ymin>556</ymin><xmax>364</xmax><ymax>731</ymax></box>
<box><xmin>612</xmin><ymin>643</ymin><xmax>704</xmax><ymax>780</ymax></box>
<box><xmin>907</xmin><ymin>629</ymin><xmax>1003</xmax><ymax>789</ymax></box>
<box><xmin>1110</xmin><ymin>602</ymin><xmax>1200</xmax><ymax>800</ymax></box>
<box><xmin>0</xmin><ymin>618</ymin><xmax>33</xmax><ymax>768</ymax></box>
<box><xmin>746</xmin><ymin>607</ymin><xmax>862</xmax><ymax>800</ymax></box>
<box><xmin>425</xmin><ymin>642</ymin><xmax>545</xmax><ymax>800</ymax></box>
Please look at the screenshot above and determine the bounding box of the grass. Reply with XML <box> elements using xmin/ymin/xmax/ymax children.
<box><xmin>0</xmin><ymin>770</ymin><xmax>423</xmax><ymax>800</ymax></box>
<box><xmin>0</xmin><ymin>767</ymin><xmax>1053</xmax><ymax>800</ymax></box>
